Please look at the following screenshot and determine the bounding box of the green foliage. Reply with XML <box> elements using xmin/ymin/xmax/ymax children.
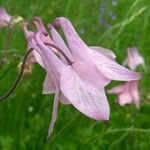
<box><xmin>0</xmin><ymin>0</ymin><xmax>150</xmax><ymax>149</ymax></box>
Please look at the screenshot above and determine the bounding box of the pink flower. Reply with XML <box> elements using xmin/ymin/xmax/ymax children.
<box><xmin>108</xmin><ymin>81</ymin><xmax>140</xmax><ymax>108</ymax></box>
<box><xmin>123</xmin><ymin>47</ymin><xmax>145</xmax><ymax>70</ymax></box>
<box><xmin>24</xmin><ymin>17</ymin><xmax>142</xmax><ymax>138</ymax></box>
<box><xmin>0</xmin><ymin>7</ymin><xmax>12</xmax><ymax>28</ymax></box>
<box><xmin>25</xmin><ymin>20</ymin><xmax>110</xmax><ymax>138</ymax></box>
<box><xmin>34</xmin><ymin>31</ymin><xmax>110</xmax><ymax>120</ymax></box>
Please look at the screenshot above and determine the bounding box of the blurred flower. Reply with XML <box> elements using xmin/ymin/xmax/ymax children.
<box><xmin>108</xmin><ymin>81</ymin><xmax>140</xmax><ymax>109</ymax></box>
<box><xmin>108</xmin><ymin>47</ymin><xmax>144</xmax><ymax>108</ymax></box>
<box><xmin>123</xmin><ymin>47</ymin><xmax>145</xmax><ymax>70</ymax></box>
<box><xmin>0</xmin><ymin>7</ymin><xmax>12</xmax><ymax>28</ymax></box>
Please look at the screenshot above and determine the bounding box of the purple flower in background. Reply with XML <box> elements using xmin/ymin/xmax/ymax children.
<box><xmin>0</xmin><ymin>7</ymin><xmax>12</xmax><ymax>28</ymax></box>
<box><xmin>108</xmin><ymin>81</ymin><xmax>140</xmax><ymax>108</ymax></box>
<box><xmin>123</xmin><ymin>47</ymin><xmax>145</xmax><ymax>70</ymax></box>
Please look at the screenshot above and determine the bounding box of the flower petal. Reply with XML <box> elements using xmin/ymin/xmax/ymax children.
<box><xmin>90</xmin><ymin>46</ymin><xmax>116</xmax><ymax>60</ymax></box>
<box><xmin>34</xmin><ymin>32</ymin><xmax>65</xmax><ymax>71</ymax></box>
<box><xmin>50</xmin><ymin>26</ymin><xmax>74</xmax><ymax>62</ymax></box>
<box><xmin>107</xmin><ymin>84</ymin><xmax>126</xmax><ymax>94</ymax></box>
<box><xmin>72</xmin><ymin>62</ymin><xmax>110</xmax><ymax>87</ymax></box>
<box><xmin>127</xmin><ymin>47</ymin><xmax>145</xmax><ymax>70</ymax></box>
<box><xmin>94</xmin><ymin>56</ymin><xmax>141</xmax><ymax>81</ymax></box>
<box><xmin>116</xmin><ymin>82</ymin><xmax>132</xmax><ymax>105</ymax></box>
<box><xmin>33</xmin><ymin>50</ymin><xmax>44</xmax><ymax>67</ymax></box>
<box><xmin>60</xmin><ymin>66</ymin><xmax>110</xmax><ymax>120</ymax></box>
<box><xmin>42</xmin><ymin>75</ymin><xmax>56</xmax><ymax>94</ymax></box>
<box><xmin>23</xmin><ymin>22</ymin><xmax>44</xmax><ymax>67</ymax></box>
<box><xmin>60</xmin><ymin>93</ymin><xmax>70</xmax><ymax>105</ymax></box>
<box><xmin>47</xmin><ymin>91</ymin><xmax>60</xmax><ymax>139</ymax></box>
<box><xmin>118</xmin><ymin>91</ymin><xmax>133</xmax><ymax>106</ymax></box>
<box><xmin>53</xmin><ymin>17</ymin><xmax>91</xmax><ymax>62</ymax></box>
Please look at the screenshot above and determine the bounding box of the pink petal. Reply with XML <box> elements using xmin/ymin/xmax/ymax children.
<box><xmin>50</xmin><ymin>26</ymin><xmax>74</xmax><ymax>62</ymax></box>
<box><xmin>42</xmin><ymin>75</ymin><xmax>56</xmax><ymax>94</ymax></box>
<box><xmin>34</xmin><ymin>32</ymin><xmax>65</xmax><ymax>71</ymax></box>
<box><xmin>60</xmin><ymin>93</ymin><xmax>70</xmax><ymax>105</ymax></box>
<box><xmin>32</xmin><ymin>50</ymin><xmax>44</xmax><ymax>67</ymax></box>
<box><xmin>127</xmin><ymin>47</ymin><xmax>145</xmax><ymax>70</ymax></box>
<box><xmin>118</xmin><ymin>91</ymin><xmax>133</xmax><ymax>106</ymax></box>
<box><xmin>72</xmin><ymin>62</ymin><xmax>111</xmax><ymax>87</ymax></box>
<box><xmin>33</xmin><ymin>18</ymin><xmax>58</xmax><ymax>55</ymax></box>
<box><xmin>53</xmin><ymin>17</ymin><xmax>91</xmax><ymax>62</ymax></box>
<box><xmin>116</xmin><ymin>82</ymin><xmax>133</xmax><ymax>105</ymax></box>
<box><xmin>60</xmin><ymin>66</ymin><xmax>110</xmax><ymax>120</ymax></box>
<box><xmin>47</xmin><ymin>91</ymin><xmax>60</xmax><ymax>139</ymax></box>
<box><xmin>107</xmin><ymin>84</ymin><xmax>126</xmax><ymax>94</ymax></box>
<box><xmin>90</xmin><ymin>46</ymin><xmax>116</xmax><ymax>60</ymax></box>
<box><xmin>94</xmin><ymin>56</ymin><xmax>141</xmax><ymax>81</ymax></box>
<box><xmin>23</xmin><ymin>22</ymin><xmax>44</xmax><ymax>67</ymax></box>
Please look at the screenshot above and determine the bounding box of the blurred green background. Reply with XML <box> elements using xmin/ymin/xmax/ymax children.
<box><xmin>0</xmin><ymin>0</ymin><xmax>150</xmax><ymax>149</ymax></box>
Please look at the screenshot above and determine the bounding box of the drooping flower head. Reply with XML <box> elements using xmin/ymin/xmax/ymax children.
<box><xmin>30</xmin><ymin>22</ymin><xmax>111</xmax><ymax>121</ymax></box>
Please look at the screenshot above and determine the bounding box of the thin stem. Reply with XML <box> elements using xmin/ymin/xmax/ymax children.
<box><xmin>44</xmin><ymin>42</ymin><xmax>73</xmax><ymax>65</ymax></box>
<box><xmin>0</xmin><ymin>48</ymin><xmax>33</xmax><ymax>101</ymax></box>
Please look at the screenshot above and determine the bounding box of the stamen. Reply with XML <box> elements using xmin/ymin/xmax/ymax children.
<box><xmin>0</xmin><ymin>48</ymin><xmax>34</xmax><ymax>101</ymax></box>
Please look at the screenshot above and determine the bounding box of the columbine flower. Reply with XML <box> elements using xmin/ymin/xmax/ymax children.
<box><xmin>108</xmin><ymin>81</ymin><xmax>140</xmax><ymax>108</ymax></box>
<box><xmin>23</xmin><ymin>20</ymin><xmax>106</xmax><ymax>139</ymax></box>
<box><xmin>0</xmin><ymin>7</ymin><xmax>12</xmax><ymax>28</ymax></box>
<box><xmin>31</xmin><ymin>31</ymin><xmax>110</xmax><ymax>136</ymax></box>
<box><xmin>123</xmin><ymin>47</ymin><xmax>145</xmax><ymax>70</ymax></box>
